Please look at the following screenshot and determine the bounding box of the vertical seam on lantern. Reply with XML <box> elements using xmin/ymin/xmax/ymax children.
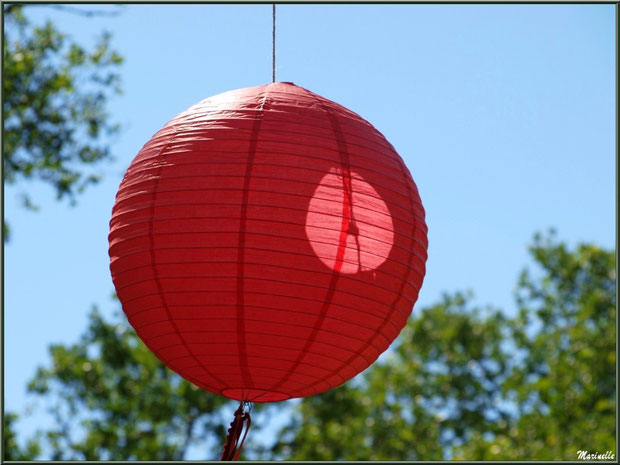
<box><xmin>236</xmin><ymin>91</ymin><xmax>270</xmax><ymax>396</ymax></box>
<box><xmin>147</xmin><ymin>124</ymin><xmax>228</xmax><ymax>390</ymax></box>
<box><xmin>291</xmin><ymin>157</ymin><xmax>421</xmax><ymax>398</ymax></box>
<box><xmin>257</xmin><ymin>98</ymin><xmax>361</xmax><ymax>401</ymax></box>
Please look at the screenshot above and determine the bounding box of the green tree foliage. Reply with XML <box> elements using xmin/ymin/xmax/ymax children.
<box><xmin>3</xmin><ymin>4</ymin><xmax>122</xmax><ymax>210</ymax></box>
<box><xmin>268</xmin><ymin>233</ymin><xmax>616</xmax><ymax>460</ymax></box>
<box><xmin>2</xmin><ymin>413</ymin><xmax>40</xmax><ymax>460</ymax></box>
<box><xmin>457</xmin><ymin>233</ymin><xmax>616</xmax><ymax>460</ymax></box>
<box><xmin>23</xmin><ymin>308</ymin><xmax>235</xmax><ymax>460</ymax></box>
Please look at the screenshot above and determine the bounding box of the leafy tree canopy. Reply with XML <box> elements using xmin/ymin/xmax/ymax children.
<box><xmin>22</xmin><ymin>307</ymin><xmax>237</xmax><ymax>460</ymax></box>
<box><xmin>3</xmin><ymin>4</ymin><xmax>122</xmax><ymax>217</ymax></box>
<box><xmin>3</xmin><ymin>413</ymin><xmax>40</xmax><ymax>461</ymax></box>
<box><xmin>458</xmin><ymin>233</ymin><xmax>616</xmax><ymax>459</ymax></box>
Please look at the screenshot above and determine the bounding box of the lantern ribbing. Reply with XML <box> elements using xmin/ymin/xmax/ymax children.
<box><xmin>108</xmin><ymin>82</ymin><xmax>428</xmax><ymax>403</ymax></box>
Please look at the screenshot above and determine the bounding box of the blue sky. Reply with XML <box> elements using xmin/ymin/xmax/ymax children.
<box><xmin>4</xmin><ymin>3</ymin><xmax>615</xmax><ymax>459</ymax></box>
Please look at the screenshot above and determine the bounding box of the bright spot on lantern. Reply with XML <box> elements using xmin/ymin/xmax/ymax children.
<box><xmin>108</xmin><ymin>82</ymin><xmax>428</xmax><ymax>403</ymax></box>
<box><xmin>306</xmin><ymin>167</ymin><xmax>394</xmax><ymax>274</ymax></box>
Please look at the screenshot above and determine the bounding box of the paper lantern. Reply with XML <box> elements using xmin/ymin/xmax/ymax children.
<box><xmin>108</xmin><ymin>82</ymin><xmax>428</xmax><ymax>403</ymax></box>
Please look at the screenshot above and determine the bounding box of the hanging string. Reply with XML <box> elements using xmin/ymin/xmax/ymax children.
<box><xmin>272</xmin><ymin>3</ymin><xmax>276</xmax><ymax>83</ymax></box>
<box><xmin>220</xmin><ymin>401</ymin><xmax>253</xmax><ymax>461</ymax></box>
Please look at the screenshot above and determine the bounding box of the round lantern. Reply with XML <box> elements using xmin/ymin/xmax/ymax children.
<box><xmin>109</xmin><ymin>82</ymin><xmax>428</xmax><ymax>403</ymax></box>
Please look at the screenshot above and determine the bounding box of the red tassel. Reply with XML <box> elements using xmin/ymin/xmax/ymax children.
<box><xmin>221</xmin><ymin>402</ymin><xmax>252</xmax><ymax>461</ymax></box>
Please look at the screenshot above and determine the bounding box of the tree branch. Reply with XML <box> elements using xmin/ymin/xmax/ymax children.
<box><xmin>39</xmin><ymin>4</ymin><xmax>123</xmax><ymax>17</ymax></box>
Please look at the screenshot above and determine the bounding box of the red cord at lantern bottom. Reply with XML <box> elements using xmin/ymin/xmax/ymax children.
<box><xmin>221</xmin><ymin>401</ymin><xmax>252</xmax><ymax>461</ymax></box>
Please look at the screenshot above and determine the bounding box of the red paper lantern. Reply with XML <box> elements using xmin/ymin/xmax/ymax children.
<box><xmin>109</xmin><ymin>82</ymin><xmax>428</xmax><ymax>402</ymax></box>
